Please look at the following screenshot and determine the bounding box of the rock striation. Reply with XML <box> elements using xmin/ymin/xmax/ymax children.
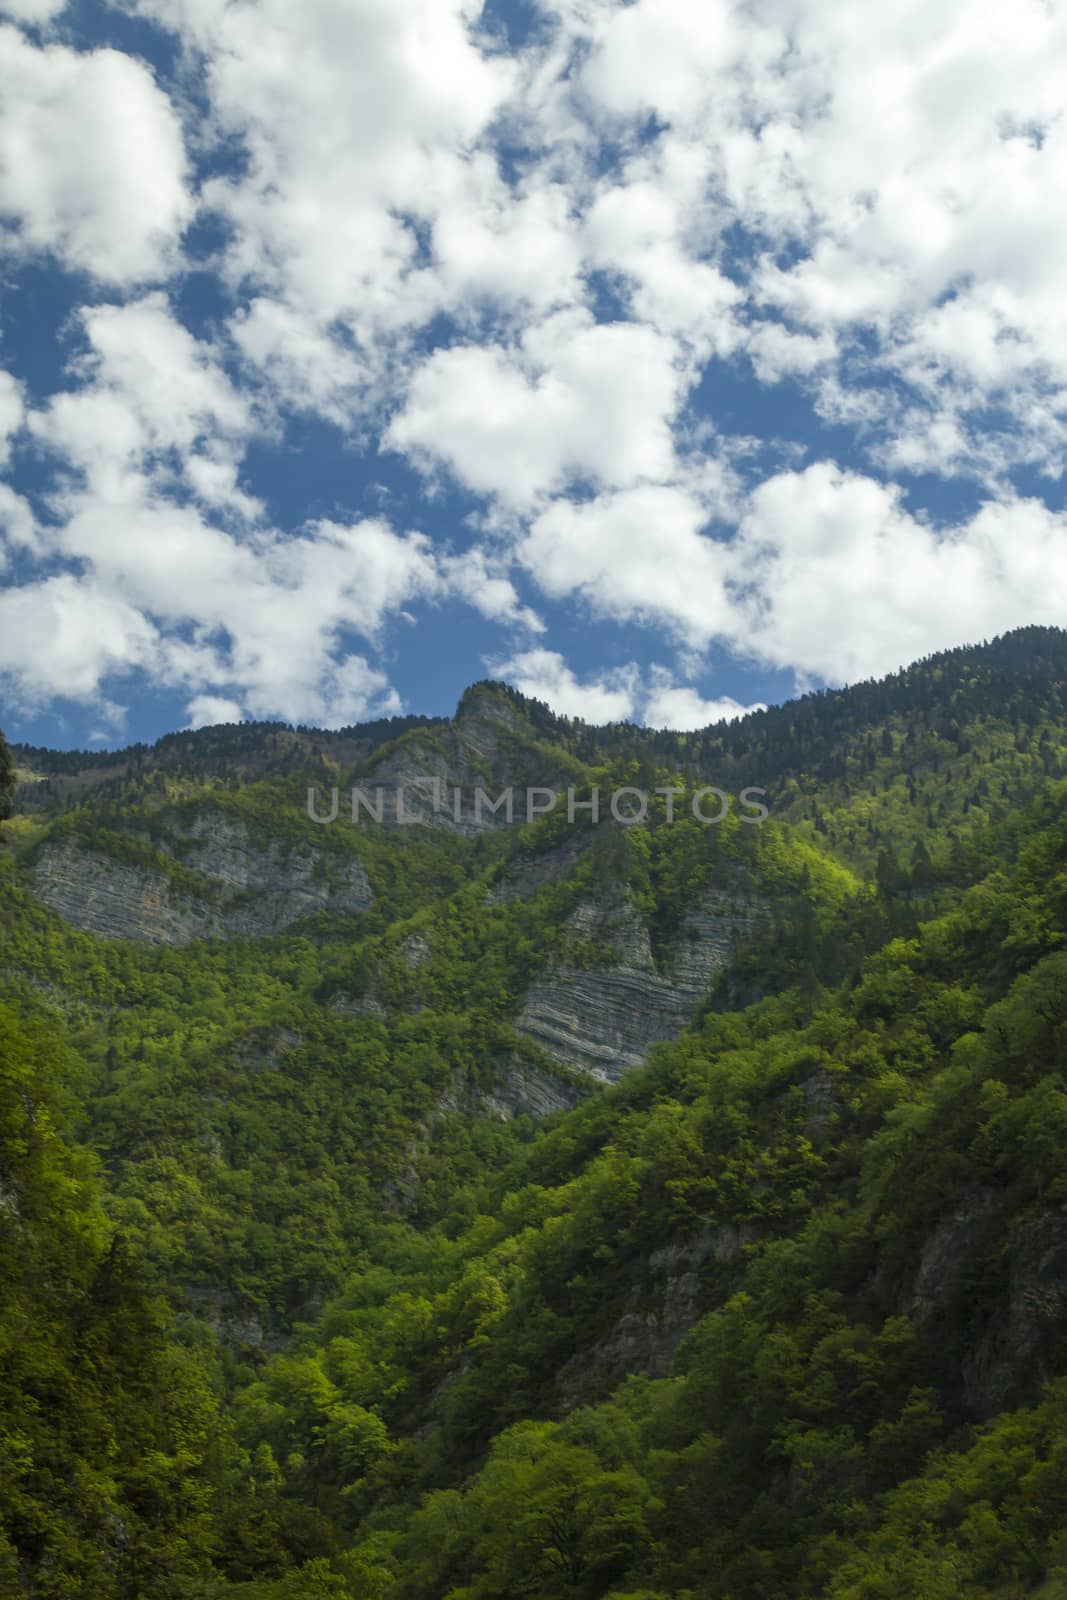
<box><xmin>515</xmin><ymin>883</ymin><xmax>765</xmax><ymax>1084</ymax></box>
<box><xmin>32</xmin><ymin>811</ymin><xmax>372</xmax><ymax>945</ymax></box>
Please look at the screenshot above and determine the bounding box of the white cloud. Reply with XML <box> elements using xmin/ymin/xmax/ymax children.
<box><xmin>558</xmin><ymin>0</ymin><xmax>1067</xmax><ymax>474</ymax></box>
<box><xmin>520</xmin><ymin>484</ymin><xmax>734</xmax><ymax>647</ymax></box>
<box><xmin>5</xmin><ymin>0</ymin><xmax>1067</xmax><ymax>738</ymax></box>
<box><xmin>30</xmin><ymin>294</ymin><xmax>252</xmax><ymax>514</ymax></box>
<box><xmin>49</xmin><ymin>500</ymin><xmax>436</xmax><ymax>721</ymax></box>
<box><xmin>0</xmin><ymin>575</ymin><xmax>161</xmax><ymax>707</ymax></box>
<box><xmin>429</xmin><ymin>156</ymin><xmax>583</xmax><ymax>317</ymax></box>
<box><xmin>229</xmin><ymin>297</ymin><xmax>370</xmax><ymax>426</ymax></box>
<box><xmin>491</xmin><ymin>648</ymin><xmax>765</xmax><ymax>729</ymax></box>
<box><xmin>230</xmin><ymin>648</ymin><xmax>401</xmax><ymax>729</ymax></box>
<box><xmin>185</xmin><ymin>694</ymin><xmax>245</xmax><ymax>729</ymax></box>
<box><xmin>0</xmin><ymin>485</ymin><xmax>37</xmax><ymax>566</ymax></box>
<box><xmin>0</xmin><ymin>372</ymin><xmax>33</xmax><ymax>563</ymax></box>
<box><xmin>732</xmin><ymin>463</ymin><xmax>1067</xmax><ymax>684</ymax></box>
<box><xmin>387</xmin><ymin>310</ymin><xmax>687</xmax><ymax>507</ymax></box>
<box><xmin>441</xmin><ymin>547</ymin><xmax>544</xmax><ymax>632</ymax></box>
<box><xmin>0</xmin><ymin>0</ymin><xmax>69</xmax><ymax>19</ymax></box>
<box><xmin>746</xmin><ymin>322</ymin><xmax>836</xmax><ymax>385</ymax></box>
<box><xmin>507</xmin><ymin>458</ymin><xmax>1067</xmax><ymax>693</ymax></box>
<box><xmin>584</xmin><ymin>164</ymin><xmax>741</xmax><ymax>351</ymax></box>
<box><xmin>643</xmin><ymin>666</ymin><xmax>765</xmax><ymax>729</ymax></box>
<box><xmin>491</xmin><ymin>647</ymin><xmax>639</xmax><ymax>722</ymax></box>
<box><xmin>0</xmin><ymin>370</ymin><xmax>25</xmax><ymax>466</ymax></box>
<box><xmin>579</xmin><ymin>0</ymin><xmax>747</xmax><ymax>124</ymax></box>
<box><xmin>0</xmin><ymin>507</ymin><xmax>429</xmax><ymax>724</ymax></box>
<box><xmin>146</xmin><ymin>0</ymin><xmax>517</xmax><ymax>346</ymax></box>
<box><xmin>0</xmin><ymin>26</ymin><xmax>191</xmax><ymax>283</ymax></box>
<box><xmin>15</xmin><ymin>296</ymin><xmax>439</xmax><ymax>725</ymax></box>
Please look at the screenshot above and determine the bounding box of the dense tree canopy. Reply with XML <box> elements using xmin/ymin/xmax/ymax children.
<box><xmin>1</xmin><ymin>630</ymin><xmax>1066</xmax><ymax>1596</ymax></box>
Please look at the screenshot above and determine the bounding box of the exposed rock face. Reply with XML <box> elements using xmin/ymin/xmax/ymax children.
<box><xmin>399</xmin><ymin>931</ymin><xmax>431</xmax><ymax>970</ymax></box>
<box><xmin>481</xmin><ymin>1056</ymin><xmax>586</xmax><ymax>1120</ymax></box>
<box><xmin>799</xmin><ymin>1069</ymin><xmax>840</xmax><ymax>1143</ymax></box>
<box><xmin>880</xmin><ymin>1189</ymin><xmax>1067</xmax><ymax>1420</ymax></box>
<box><xmin>903</xmin><ymin>1187</ymin><xmax>1006</xmax><ymax>1328</ymax></box>
<box><xmin>32</xmin><ymin>812</ymin><xmax>372</xmax><ymax>945</ymax></box>
<box><xmin>962</xmin><ymin>1207</ymin><xmax>1067</xmax><ymax>1418</ymax></box>
<box><xmin>667</xmin><ymin>888</ymin><xmax>767</xmax><ymax>989</ymax></box>
<box><xmin>486</xmin><ymin>833</ymin><xmax>591</xmax><ymax>904</ymax></box>
<box><xmin>329</xmin><ymin>993</ymin><xmax>388</xmax><ymax>1021</ymax></box>
<box><xmin>435</xmin><ymin>1057</ymin><xmax>586</xmax><ymax>1123</ymax></box>
<box><xmin>32</xmin><ymin>845</ymin><xmax>220</xmax><ymax>946</ymax></box>
<box><xmin>348</xmin><ymin>688</ymin><xmax>572</xmax><ymax>836</ymax></box>
<box><xmin>179</xmin><ymin>1285</ymin><xmax>287</xmax><ymax>1353</ymax></box>
<box><xmin>515</xmin><ymin>885</ymin><xmax>764</xmax><ymax>1084</ymax></box>
<box><xmin>555</xmin><ymin>1222</ymin><xmax>762</xmax><ymax>1408</ymax></box>
<box><xmin>232</xmin><ymin>1026</ymin><xmax>305</xmax><ymax>1072</ymax></box>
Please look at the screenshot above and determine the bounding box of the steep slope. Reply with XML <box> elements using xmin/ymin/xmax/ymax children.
<box><xmin>31</xmin><ymin>806</ymin><xmax>374</xmax><ymax>944</ymax></box>
<box><xmin>219</xmin><ymin>777</ymin><xmax>1067</xmax><ymax>1600</ymax></box>
<box><xmin>0</xmin><ymin>627</ymin><xmax>1066</xmax><ymax>1598</ymax></box>
<box><xmin>513</xmin><ymin>879</ymin><xmax>767</xmax><ymax>1081</ymax></box>
<box><xmin>0</xmin><ymin>1005</ymin><xmax>224</xmax><ymax>1597</ymax></box>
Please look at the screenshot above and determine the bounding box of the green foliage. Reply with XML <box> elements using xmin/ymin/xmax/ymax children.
<box><xmin>2</xmin><ymin>633</ymin><xmax>1067</xmax><ymax>1597</ymax></box>
<box><xmin>0</xmin><ymin>1005</ymin><xmax>229</xmax><ymax>1597</ymax></box>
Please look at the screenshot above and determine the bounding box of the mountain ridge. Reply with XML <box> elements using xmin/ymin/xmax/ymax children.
<box><xmin>10</xmin><ymin>623</ymin><xmax>1067</xmax><ymax>778</ymax></box>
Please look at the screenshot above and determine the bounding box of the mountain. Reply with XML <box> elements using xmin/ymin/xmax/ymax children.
<box><xmin>0</xmin><ymin>625</ymin><xmax>1066</xmax><ymax>1599</ymax></box>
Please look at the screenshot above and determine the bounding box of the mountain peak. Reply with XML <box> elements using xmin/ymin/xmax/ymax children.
<box><xmin>453</xmin><ymin>680</ymin><xmax>531</xmax><ymax>729</ymax></box>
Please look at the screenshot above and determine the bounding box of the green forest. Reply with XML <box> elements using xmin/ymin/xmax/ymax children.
<box><xmin>1</xmin><ymin>626</ymin><xmax>1067</xmax><ymax>1599</ymax></box>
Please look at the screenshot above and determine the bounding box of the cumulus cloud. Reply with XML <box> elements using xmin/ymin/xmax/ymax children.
<box><xmin>0</xmin><ymin>575</ymin><xmax>162</xmax><ymax>707</ymax></box>
<box><xmin>516</xmin><ymin>463</ymin><xmax>1067</xmax><ymax>691</ymax></box>
<box><xmin>0</xmin><ymin>370</ymin><xmax>25</xmax><ymax>466</ymax></box>
<box><xmin>0</xmin><ymin>510</ymin><xmax>429</xmax><ymax>724</ymax></box>
<box><xmin>578</xmin><ymin>0</ymin><xmax>749</xmax><ymax>123</ymax></box>
<box><xmin>4</xmin><ymin>0</ymin><xmax>1067</xmax><ymax>737</ymax></box>
<box><xmin>643</xmin><ymin>667</ymin><xmax>765</xmax><ymax>730</ymax></box>
<box><xmin>0</xmin><ymin>0</ymin><xmax>70</xmax><ymax>19</ymax></box>
<box><xmin>153</xmin><ymin>0</ymin><xmax>516</xmax><ymax>337</ymax></box>
<box><xmin>387</xmin><ymin>310</ymin><xmax>687</xmax><ymax>508</ymax></box>
<box><xmin>490</xmin><ymin>648</ymin><xmax>639</xmax><ymax>723</ymax></box>
<box><xmin>584</xmin><ymin>167</ymin><xmax>742</xmax><ymax>352</ymax></box>
<box><xmin>185</xmin><ymin>694</ymin><xmax>245</xmax><ymax>730</ymax></box>
<box><xmin>428</xmin><ymin>157</ymin><xmax>583</xmax><ymax>317</ymax></box>
<box><xmin>0</xmin><ymin>485</ymin><xmax>38</xmax><ymax>567</ymax></box>
<box><xmin>562</xmin><ymin>0</ymin><xmax>1067</xmax><ymax>473</ymax></box>
<box><xmin>9</xmin><ymin>297</ymin><xmax>439</xmax><ymax>724</ymax></box>
<box><xmin>30</xmin><ymin>294</ymin><xmax>253</xmax><ymax>515</ymax></box>
<box><xmin>0</xmin><ymin>26</ymin><xmax>191</xmax><ymax>283</ymax></box>
<box><xmin>732</xmin><ymin>464</ymin><xmax>1067</xmax><ymax>684</ymax></box>
<box><xmin>491</xmin><ymin>649</ymin><xmax>765</xmax><ymax>729</ymax></box>
<box><xmin>519</xmin><ymin>484</ymin><xmax>734</xmax><ymax>647</ymax></box>
<box><xmin>229</xmin><ymin>297</ymin><xmax>369</xmax><ymax>426</ymax></box>
<box><xmin>441</xmin><ymin>548</ymin><xmax>544</xmax><ymax>632</ymax></box>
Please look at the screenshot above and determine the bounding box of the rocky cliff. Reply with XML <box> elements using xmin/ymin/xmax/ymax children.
<box><xmin>885</xmin><ymin>1187</ymin><xmax>1067</xmax><ymax>1421</ymax></box>
<box><xmin>554</xmin><ymin>1221</ymin><xmax>763</xmax><ymax>1409</ymax></box>
<box><xmin>515</xmin><ymin>881</ymin><xmax>766</xmax><ymax>1084</ymax></box>
<box><xmin>32</xmin><ymin>810</ymin><xmax>372</xmax><ymax>944</ymax></box>
<box><xmin>348</xmin><ymin>685</ymin><xmax>581</xmax><ymax>835</ymax></box>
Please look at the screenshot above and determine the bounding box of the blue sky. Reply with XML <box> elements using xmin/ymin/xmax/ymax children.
<box><xmin>1</xmin><ymin>0</ymin><xmax>1066</xmax><ymax>750</ymax></box>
